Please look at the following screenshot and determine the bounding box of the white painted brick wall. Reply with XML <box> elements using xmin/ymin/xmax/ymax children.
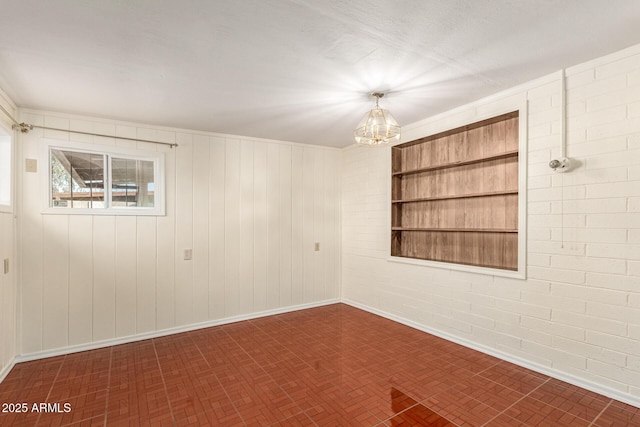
<box><xmin>550</xmin><ymin>255</ymin><xmax>627</xmax><ymax>274</ymax></box>
<box><xmin>569</xmin><ymin>136</ymin><xmax>627</xmax><ymax>157</ymax></box>
<box><xmin>587</xmin><ymin>302</ymin><xmax>640</xmax><ymax>325</ymax></box>
<box><xmin>587</xmin><ymin>213</ymin><xmax>640</xmax><ymax>228</ymax></box>
<box><xmin>552</xmin><ymin>282</ymin><xmax>629</xmax><ymax>306</ymax></box>
<box><xmin>552</xmin><ymin>309</ymin><xmax>627</xmax><ymax>336</ymax></box>
<box><xmin>556</xmin><ymin>198</ymin><xmax>627</xmax><ymax>214</ymax></box>
<box><xmin>522</xmin><ymin>316</ymin><xmax>585</xmax><ymax>341</ymax></box>
<box><xmin>552</xmin><ymin>336</ymin><xmax>627</xmax><ymax>367</ymax></box>
<box><xmin>630</xmin><ymin>324</ymin><xmax>640</xmax><ymax>341</ymax></box>
<box><xmin>587</xmin><ymin>243</ymin><xmax>640</xmax><ymax>260</ymax></box>
<box><xmin>560</xmin><ymin>228</ymin><xmax>627</xmax><ymax>244</ymax></box>
<box><xmin>342</xmin><ymin>44</ymin><xmax>640</xmax><ymax>404</ymax></box>
<box><xmin>586</xmin><ymin>272</ymin><xmax>640</xmax><ymax>292</ymax></box>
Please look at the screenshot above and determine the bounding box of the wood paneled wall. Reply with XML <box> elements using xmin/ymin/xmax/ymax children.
<box><xmin>18</xmin><ymin>111</ymin><xmax>341</xmax><ymax>355</ymax></box>
<box><xmin>0</xmin><ymin>211</ymin><xmax>16</xmax><ymax>377</ymax></box>
<box><xmin>0</xmin><ymin>90</ymin><xmax>17</xmax><ymax>379</ymax></box>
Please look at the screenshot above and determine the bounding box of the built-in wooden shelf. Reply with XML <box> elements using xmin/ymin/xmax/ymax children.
<box><xmin>392</xmin><ymin>150</ymin><xmax>518</xmax><ymax>177</ymax></box>
<box><xmin>392</xmin><ymin>227</ymin><xmax>518</xmax><ymax>233</ymax></box>
<box><xmin>392</xmin><ymin>190</ymin><xmax>518</xmax><ymax>204</ymax></box>
<box><xmin>391</xmin><ymin>111</ymin><xmax>520</xmax><ymax>271</ymax></box>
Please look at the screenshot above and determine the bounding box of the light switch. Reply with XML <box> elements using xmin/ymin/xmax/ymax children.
<box><xmin>314</xmin><ymin>242</ymin><xmax>320</xmax><ymax>251</ymax></box>
<box><xmin>3</xmin><ymin>259</ymin><xmax>8</xmax><ymax>275</ymax></box>
<box><xmin>184</xmin><ymin>249</ymin><xmax>192</xmax><ymax>260</ymax></box>
<box><xmin>25</xmin><ymin>158</ymin><xmax>37</xmax><ymax>173</ymax></box>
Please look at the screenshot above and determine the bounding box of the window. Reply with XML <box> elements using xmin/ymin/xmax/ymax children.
<box><xmin>45</xmin><ymin>140</ymin><xmax>165</xmax><ymax>215</ymax></box>
<box><xmin>391</xmin><ymin>109</ymin><xmax>526</xmax><ymax>277</ymax></box>
<box><xmin>0</xmin><ymin>129</ymin><xmax>11</xmax><ymax>212</ymax></box>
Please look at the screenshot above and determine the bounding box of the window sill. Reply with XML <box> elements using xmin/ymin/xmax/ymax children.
<box><xmin>387</xmin><ymin>255</ymin><xmax>526</xmax><ymax>280</ymax></box>
<box><xmin>41</xmin><ymin>207</ymin><xmax>165</xmax><ymax>216</ymax></box>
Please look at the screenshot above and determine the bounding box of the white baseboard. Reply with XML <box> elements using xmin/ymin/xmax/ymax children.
<box><xmin>342</xmin><ymin>298</ymin><xmax>640</xmax><ymax>409</ymax></box>
<box><xmin>14</xmin><ymin>298</ymin><xmax>340</xmax><ymax>364</ymax></box>
<box><xmin>0</xmin><ymin>357</ymin><xmax>16</xmax><ymax>383</ymax></box>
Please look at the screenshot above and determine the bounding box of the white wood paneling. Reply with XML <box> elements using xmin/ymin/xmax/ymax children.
<box><xmin>0</xmin><ymin>212</ymin><xmax>16</xmax><ymax>378</ymax></box>
<box><xmin>239</xmin><ymin>140</ymin><xmax>255</xmax><ymax>314</ymax></box>
<box><xmin>290</xmin><ymin>146</ymin><xmax>304</xmax><ymax>305</ymax></box>
<box><xmin>115</xmin><ymin>216</ymin><xmax>136</xmax><ymax>337</ymax></box>
<box><xmin>68</xmin><ymin>215</ymin><xmax>93</xmax><ymax>345</ymax></box>
<box><xmin>136</xmin><ymin>216</ymin><xmax>156</xmax><ymax>333</ymax></box>
<box><xmin>313</xmin><ymin>150</ymin><xmax>324</xmax><ymax>301</ymax></box>
<box><xmin>253</xmin><ymin>142</ymin><xmax>268</xmax><ymax>312</ymax></box>
<box><xmin>0</xmin><ymin>91</ymin><xmax>17</xmax><ymax>379</ymax></box>
<box><xmin>324</xmin><ymin>150</ymin><xmax>340</xmax><ymax>299</ymax></box>
<box><xmin>174</xmin><ymin>133</ymin><xmax>194</xmax><ymax>326</ymax></box>
<box><xmin>192</xmin><ymin>135</ymin><xmax>210</xmax><ymax>323</ymax></box>
<box><xmin>266</xmin><ymin>142</ymin><xmax>280</xmax><ymax>309</ymax></box>
<box><xmin>279</xmin><ymin>145</ymin><xmax>293</xmax><ymax>307</ymax></box>
<box><xmin>302</xmin><ymin>147</ymin><xmax>315</xmax><ymax>303</ymax></box>
<box><xmin>224</xmin><ymin>138</ymin><xmax>241</xmax><ymax>317</ymax></box>
<box><xmin>92</xmin><ymin>216</ymin><xmax>116</xmax><ymax>341</ymax></box>
<box><xmin>175</xmin><ymin>133</ymin><xmax>194</xmax><ymax>326</ymax></box>
<box><xmin>0</xmin><ymin>215</ymin><xmax>6</xmax><ymax>368</ymax></box>
<box><xmin>16</xmin><ymin>110</ymin><xmax>341</xmax><ymax>359</ymax></box>
<box><xmin>209</xmin><ymin>137</ymin><xmax>226</xmax><ymax>319</ymax></box>
<box><xmin>156</xmin><ymin>145</ymin><xmax>176</xmax><ymax>330</ymax></box>
<box><xmin>20</xmin><ymin>114</ymin><xmax>44</xmax><ymax>354</ymax></box>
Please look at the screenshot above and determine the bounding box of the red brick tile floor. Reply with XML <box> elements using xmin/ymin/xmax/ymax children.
<box><xmin>1</xmin><ymin>303</ymin><xmax>638</xmax><ymax>426</ymax></box>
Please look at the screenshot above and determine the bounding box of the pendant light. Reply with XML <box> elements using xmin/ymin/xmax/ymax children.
<box><xmin>354</xmin><ymin>92</ymin><xmax>401</xmax><ymax>146</ymax></box>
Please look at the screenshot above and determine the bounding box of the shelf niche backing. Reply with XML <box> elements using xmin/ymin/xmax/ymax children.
<box><xmin>391</xmin><ymin>111</ymin><xmax>519</xmax><ymax>271</ymax></box>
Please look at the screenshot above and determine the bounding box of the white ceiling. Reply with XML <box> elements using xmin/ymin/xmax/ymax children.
<box><xmin>1</xmin><ymin>1</ymin><xmax>640</xmax><ymax>148</ymax></box>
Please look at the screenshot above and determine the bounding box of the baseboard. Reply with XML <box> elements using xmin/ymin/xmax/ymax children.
<box><xmin>342</xmin><ymin>298</ymin><xmax>640</xmax><ymax>409</ymax></box>
<box><xmin>0</xmin><ymin>357</ymin><xmax>16</xmax><ymax>383</ymax></box>
<box><xmin>14</xmin><ymin>298</ymin><xmax>340</xmax><ymax>364</ymax></box>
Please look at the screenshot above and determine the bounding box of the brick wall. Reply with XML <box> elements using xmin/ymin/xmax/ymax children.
<box><xmin>341</xmin><ymin>44</ymin><xmax>640</xmax><ymax>405</ymax></box>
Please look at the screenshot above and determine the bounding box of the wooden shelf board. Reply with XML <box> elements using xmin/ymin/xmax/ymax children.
<box><xmin>393</xmin><ymin>150</ymin><xmax>518</xmax><ymax>176</ymax></box>
<box><xmin>391</xmin><ymin>227</ymin><xmax>518</xmax><ymax>233</ymax></box>
<box><xmin>392</xmin><ymin>190</ymin><xmax>518</xmax><ymax>204</ymax></box>
<box><xmin>391</xmin><ymin>111</ymin><xmax>519</xmax><ymax>149</ymax></box>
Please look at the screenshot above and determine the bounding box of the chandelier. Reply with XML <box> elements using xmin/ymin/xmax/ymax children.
<box><xmin>354</xmin><ymin>92</ymin><xmax>401</xmax><ymax>146</ymax></box>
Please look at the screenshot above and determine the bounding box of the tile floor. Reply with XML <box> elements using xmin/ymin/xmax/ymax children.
<box><xmin>0</xmin><ymin>303</ymin><xmax>638</xmax><ymax>426</ymax></box>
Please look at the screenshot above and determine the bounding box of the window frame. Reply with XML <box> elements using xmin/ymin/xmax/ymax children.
<box><xmin>42</xmin><ymin>139</ymin><xmax>166</xmax><ymax>216</ymax></box>
<box><xmin>0</xmin><ymin>122</ymin><xmax>13</xmax><ymax>213</ymax></box>
<box><xmin>387</xmin><ymin>101</ymin><xmax>528</xmax><ymax>280</ymax></box>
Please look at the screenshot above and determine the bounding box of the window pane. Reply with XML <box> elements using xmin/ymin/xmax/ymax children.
<box><xmin>51</xmin><ymin>149</ymin><xmax>105</xmax><ymax>208</ymax></box>
<box><xmin>111</xmin><ymin>157</ymin><xmax>155</xmax><ymax>207</ymax></box>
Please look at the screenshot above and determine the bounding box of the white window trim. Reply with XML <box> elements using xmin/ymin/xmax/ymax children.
<box><xmin>0</xmin><ymin>122</ymin><xmax>13</xmax><ymax>213</ymax></box>
<box><xmin>386</xmin><ymin>99</ymin><xmax>528</xmax><ymax>280</ymax></box>
<box><xmin>42</xmin><ymin>139</ymin><xmax>166</xmax><ymax>216</ymax></box>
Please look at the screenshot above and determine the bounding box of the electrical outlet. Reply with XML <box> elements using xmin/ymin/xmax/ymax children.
<box><xmin>183</xmin><ymin>249</ymin><xmax>192</xmax><ymax>260</ymax></box>
<box><xmin>314</xmin><ymin>242</ymin><xmax>320</xmax><ymax>251</ymax></box>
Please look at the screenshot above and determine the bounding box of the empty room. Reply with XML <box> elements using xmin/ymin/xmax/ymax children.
<box><xmin>0</xmin><ymin>1</ymin><xmax>639</xmax><ymax>426</ymax></box>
